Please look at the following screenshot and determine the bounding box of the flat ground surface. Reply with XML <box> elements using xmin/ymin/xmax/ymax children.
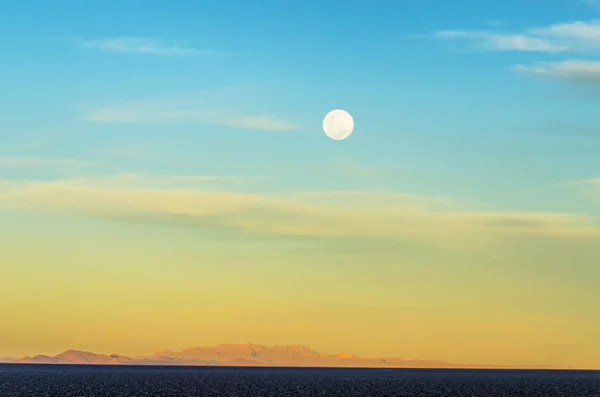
<box><xmin>1</xmin><ymin>365</ymin><xmax>599</xmax><ymax>396</ymax></box>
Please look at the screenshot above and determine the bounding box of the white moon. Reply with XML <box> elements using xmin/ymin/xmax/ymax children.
<box><xmin>323</xmin><ymin>109</ymin><xmax>354</xmax><ymax>141</ymax></box>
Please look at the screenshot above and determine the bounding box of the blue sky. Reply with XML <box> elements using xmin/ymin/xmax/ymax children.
<box><xmin>2</xmin><ymin>0</ymin><xmax>599</xmax><ymax>214</ymax></box>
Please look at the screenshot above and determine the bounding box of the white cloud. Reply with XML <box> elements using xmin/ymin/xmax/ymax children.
<box><xmin>0</xmin><ymin>157</ymin><xmax>95</xmax><ymax>168</ymax></box>
<box><xmin>431</xmin><ymin>20</ymin><xmax>600</xmax><ymax>53</ymax></box>
<box><xmin>431</xmin><ymin>20</ymin><xmax>600</xmax><ymax>83</ymax></box>
<box><xmin>432</xmin><ymin>30</ymin><xmax>568</xmax><ymax>52</ymax></box>
<box><xmin>513</xmin><ymin>60</ymin><xmax>600</xmax><ymax>82</ymax></box>
<box><xmin>530</xmin><ymin>21</ymin><xmax>600</xmax><ymax>46</ymax></box>
<box><xmin>82</xmin><ymin>37</ymin><xmax>210</xmax><ymax>56</ymax></box>
<box><xmin>483</xmin><ymin>34</ymin><xmax>568</xmax><ymax>52</ymax></box>
<box><xmin>83</xmin><ymin>100</ymin><xmax>299</xmax><ymax>131</ymax></box>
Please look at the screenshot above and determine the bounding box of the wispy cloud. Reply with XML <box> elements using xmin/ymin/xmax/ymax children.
<box><xmin>0</xmin><ymin>157</ymin><xmax>95</xmax><ymax>168</ymax></box>
<box><xmin>555</xmin><ymin>177</ymin><xmax>600</xmax><ymax>202</ymax></box>
<box><xmin>82</xmin><ymin>37</ymin><xmax>210</xmax><ymax>56</ymax></box>
<box><xmin>83</xmin><ymin>100</ymin><xmax>299</xmax><ymax>131</ymax></box>
<box><xmin>0</xmin><ymin>176</ymin><xmax>598</xmax><ymax>251</ymax></box>
<box><xmin>431</xmin><ymin>20</ymin><xmax>600</xmax><ymax>53</ymax></box>
<box><xmin>582</xmin><ymin>178</ymin><xmax>600</xmax><ymax>185</ymax></box>
<box><xmin>93</xmin><ymin>173</ymin><xmax>269</xmax><ymax>187</ymax></box>
<box><xmin>429</xmin><ymin>20</ymin><xmax>600</xmax><ymax>84</ymax></box>
<box><xmin>555</xmin><ymin>177</ymin><xmax>600</xmax><ymax>187</ymax></box>
<box><xmin>432</xmin><ymin>30</ymin><xmax>568</xmax><ymax>52</ymax></box>
<box><xmin>215</xmin><ymin>116</ymin><xmax>298</xmax><ymax>131</ymax></box>
<box><xmin>513</xmin><ymin>60</ymin><xmax>600</xmax><ymax>83</ymax></box>
<box><xmin>170</xmin><ymin>175</ymin><xmax>267</xmax><ymax>182</ymax></box>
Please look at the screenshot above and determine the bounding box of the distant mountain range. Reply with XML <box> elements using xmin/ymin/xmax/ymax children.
<box><xmin>1</xmin><ymin>343</ymin><xmax>561</xmax><ymax>369</ymax></box>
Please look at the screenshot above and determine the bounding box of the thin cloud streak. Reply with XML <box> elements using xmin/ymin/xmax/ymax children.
<box><xmin>513</xmin><ymin>60</ymin><xmax>600</xmax><ymax>83</ymax></box>
<box><xmin>105</xmin><ymin>173</ymin><xmax>270</xmax><ymax>185</ymax></box>
<box><xmin>554</xmin><ymin>177</ymin><xmax>600</xmax><ymax>203</ymax></box>
<box><xmin>34</xmin><ymin>174</ymin><xmax>269</xmax><ymax>189</ymax></box>
<box><xmin>432</xmin><ymin>30</ymin><xmax>568</xmax><ymax>52</ymax></box>
<box><xmin>82</xmin><ymin>37</ymin><xmax>211</xmax><ymax>56</ymax></box>
<box><xmin>0</xmin><ymin>157</ymin><xmax>95</xmax><ymax>168</ymax></box>
<box><xmin>555</xmin><ymin>178</ymin><xmax>600</xmax><ymax>186</ymax></box>
<box><xmin>83</xmin><ymin>100</ymin><xmax>299</xmax><ymax>131</ymax></box>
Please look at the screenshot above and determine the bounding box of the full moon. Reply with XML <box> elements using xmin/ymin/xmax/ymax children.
<box><xmin>323</xmin><ymin>109</ymin><xmax>354</xmax><ymax>141</ymax></box>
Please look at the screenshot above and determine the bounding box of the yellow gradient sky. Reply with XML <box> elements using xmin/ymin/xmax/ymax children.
<box><xmin>1</xmin><ymin>177</ymin><xmax>599</xmax><ymax>368</ymax></box>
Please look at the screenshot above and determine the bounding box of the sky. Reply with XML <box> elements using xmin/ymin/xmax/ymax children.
<box><xmin>1</xmin><ymin>0</ymin><xmax>600</xmax><ymax>368</ymax></box>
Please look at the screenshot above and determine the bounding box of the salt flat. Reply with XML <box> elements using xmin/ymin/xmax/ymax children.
<box><xmin>1</xmin><ymin>364</ymin><xmax>599</xmax><ymax>396</ymax></box>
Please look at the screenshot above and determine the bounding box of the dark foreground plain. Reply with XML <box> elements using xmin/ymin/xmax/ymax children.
<box><xmin>1</xmin><ymin>365</ymin><xmax>600</xmax><ymax>397</ymax></box>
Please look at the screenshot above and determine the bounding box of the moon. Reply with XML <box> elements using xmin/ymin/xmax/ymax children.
<box><xmin>323</xmin><ymin>109</ymin><xmax>354</xmax><ymax>141</ymax></box>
